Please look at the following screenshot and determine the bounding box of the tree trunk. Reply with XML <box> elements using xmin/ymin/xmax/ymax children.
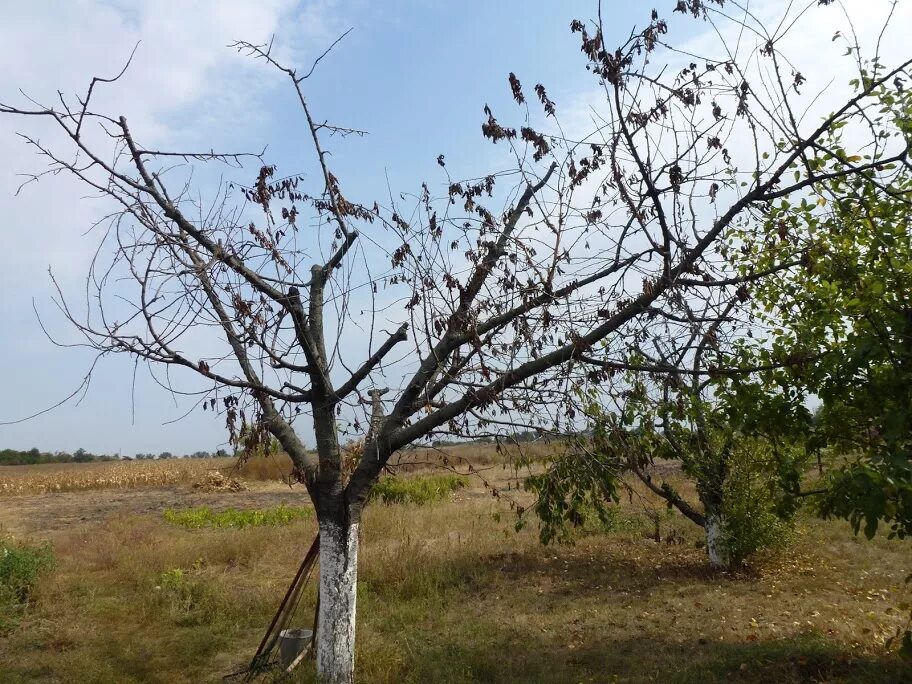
<box><xmin>316</xmin><ymin>519</ymin><xmax>359</xmax><ymax>683</ymax></box>
<box><xmin>697</xmin><ymin>442</ymin><xmax>730</xmax><ymax>570</ymax></box>
<box><xmin>704</xmin><ymin>510</ymin><xmax>728</xmax><ymax>570</ymax></box>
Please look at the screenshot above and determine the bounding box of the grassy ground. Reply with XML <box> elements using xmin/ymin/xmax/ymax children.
<box><xmin>0</xmin><ymin>461</ymin><xmax>909</xmax><ymax>683</ymax></box>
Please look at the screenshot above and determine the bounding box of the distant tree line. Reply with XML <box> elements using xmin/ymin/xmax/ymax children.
<box><xmin>0</xmin><ymin>447</ymin><xmax>227</xmax><ymax>465</ymax></box>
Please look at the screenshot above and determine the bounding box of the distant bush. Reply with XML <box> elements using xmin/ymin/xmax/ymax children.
<box><xmin>369</xmin><ymin>474</ymin><xmax>469</xmax><ymax>505</ymax></box>
<box><xmin>226</xmin><ymin>451</ymin><xmax>296</xmax><ymax>481</ymax></box>
<box><xmin>162</xmin><ymin>505</ymin><xmax>312</xmax><ymax>529</ymax></box>
<box><xmin>0</xmin><ymin>448</ymin><xmax>72</xmax><ymax>466</ymax></box>
<box><xmin>0</xmin><ymin>538</ymin><xmax>55</xmax><ymax>632</ymax></box>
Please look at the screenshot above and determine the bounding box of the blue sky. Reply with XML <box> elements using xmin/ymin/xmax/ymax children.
<box><xmin>0</xmin><ymin>1</ymin><xmax>648</xmax><ymax>455</ymax></box>
<box><xmin>0</xmin><ymin>0</ymin><xmax>904</xmax><ymax>455</ymax></box>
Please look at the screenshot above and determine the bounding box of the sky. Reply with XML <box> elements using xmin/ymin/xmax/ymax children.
<box><xmin>0</xmin><ymin>0</ymin><xmax>907</xmax><ymax>456</ymax></box>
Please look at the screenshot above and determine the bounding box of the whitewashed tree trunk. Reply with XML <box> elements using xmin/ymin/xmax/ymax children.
<box><xmin>704</xmin><ymin>512</ymin><xmax>728</xmax><ymax>570</ymax></box>
<box><xmin>317</xmin><ymin>520</ymin><xmax>359</xmax><ymax>684</ymax></box>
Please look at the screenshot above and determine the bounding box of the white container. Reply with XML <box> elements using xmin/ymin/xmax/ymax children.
<box><xmin>279</xmin><ymin>628</ymin><xmax>313</xmax><ymax>668</ymax></box>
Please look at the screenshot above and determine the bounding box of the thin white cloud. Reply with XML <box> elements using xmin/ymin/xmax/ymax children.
<box><xmin>0</xmin><ymin>0</ymin><xmax>350</xmax><ymax>271</ymax></box>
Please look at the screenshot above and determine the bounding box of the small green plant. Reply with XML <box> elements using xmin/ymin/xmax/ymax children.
<box><xmin>575</xmin><ymin>503</ymin><xmax>642</xmax><ymax>539</ymax></box>
<box><xmin>162</xmin><ymin>505</ymin><xmax>312</xmax><ymax>529</ymax></box>
<box><xmin>369</xmin><ymin>474</ymin><xmax>469</xmax><ymax>505</ymax></box>
<box><xmin>158</xmin><ymin>567</ymin><xmax>185</xmax><ymax>589</ymax></box>
<box><xmin>0</xmin><ymin>538</ymin><xmax>55</xmax><ymax>632</ymax></box>
<box><xmin>154</xmin><ymin>563</ymin><xmax>217</xmax><ymax>624</ymax></box>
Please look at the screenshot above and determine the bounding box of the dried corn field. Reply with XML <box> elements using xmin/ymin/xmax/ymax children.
<box><xmin>0</xmin><ymin>457</ymin><xmax>235</xmax><ymax>495</ymax></box>
<box><xmin>0</xmin><ymin>439</ymin><xmax>556</xmax><ymax>497</ymax></box>
<box><xmin>0</xmin><ymin>442</ymin><xmax>542</xmax><ymax>498</ymax></box>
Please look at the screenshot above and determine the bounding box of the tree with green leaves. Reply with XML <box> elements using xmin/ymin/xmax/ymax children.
<box><xmin>529</xmin><ymin>322</ymin><xmax>811</xmax><ymax>569</ymax></box>
<box><xmin>741</xmin><ymin>66</ymin><xmax>912</xmax><ymax>542</ymax></box>
<box><xmin>722</xmin><ymin>56</ymin><xmax>912</xmax><ymax>658</ymax></box>
<box><xmin>526</xmin><ymin>3</ymin><xmax>912</xmax><ymax>571</ymax></box>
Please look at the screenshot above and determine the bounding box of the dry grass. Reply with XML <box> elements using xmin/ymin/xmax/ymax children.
<box><xmin>228</xmin><ymin>439</ymin><xmax>556</xmax><ymax>482</ymax></box>
<box><xmin>0</xmin><ymin>456</ymin><xmax>908</xmax><ymax>683</ymax></box>
<box><xmin>350</xmin><ymin>499</ymin><xmax>911</xmax><ymax>683</ymax></box>
<box><xmin>390</xmin><ymin>440</ymin><xmax>559</xmax><ymax>470</ymax></box>
<box><xmin>225</xmin><ymin>453</ymin><xmax>296</xmax><ymax>482</ymax></box>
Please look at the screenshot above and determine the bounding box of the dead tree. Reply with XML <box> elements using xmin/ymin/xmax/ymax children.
<box><xmin>2</xmin><ymin>1</ymin><xmax>909</xmax><ymax>679</ymax></box>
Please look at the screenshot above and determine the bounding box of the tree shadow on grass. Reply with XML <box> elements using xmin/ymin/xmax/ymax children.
<box><xmin>402</xmin><ymin>627</ymin><xmax>910</xmax><ymax>684</ymax></box>
<box><xmin>477</xmin><ymin>544</ymin><xmax>721</xmax><ymax>597</ymax></box>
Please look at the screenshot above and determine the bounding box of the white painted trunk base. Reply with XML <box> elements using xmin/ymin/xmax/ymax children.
<box><xmin>705</xmin><ymin>513</ymin><xmax>727</xmax><ymax>569</ymax></box>
<box><xmin>317</xmin><ymin>521</ymin><xmax>359</xmax><ymax>684</ymax></box>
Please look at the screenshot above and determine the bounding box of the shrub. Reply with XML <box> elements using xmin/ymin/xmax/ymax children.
<box><xmin>0</xmin><ymin>538</ymin><xmax>55</xmax><ymax>632</ymax></box>
<box><xmin>721</xmin><ymin>440</ymin><xmax>798</xmax><ymax>566</ymax></box>
<box><xmin>369</xmin><ymin>474</ymin><xmax>469</xmax><ymax>505</ymax></box>
<box><xmin>162</xmin><ymin>505</ymin><xmax>312</xmax><ymax>529</ymax></box>
<box><xmin>224</xmin><ymin>451</ymin><xmax>295</xmax><ymax>481</ymax></box>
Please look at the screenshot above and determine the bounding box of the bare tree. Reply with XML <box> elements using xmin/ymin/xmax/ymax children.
<box><xmin>2</xmin><ymin>0</ymin><xmax>909</xmax><ymax>679</ymax></box>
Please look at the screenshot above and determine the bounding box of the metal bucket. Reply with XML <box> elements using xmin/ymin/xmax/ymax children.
<box><xmin>279</xmin><ymin>628</ymin><xmax>313</xmax><ymax>668</ymax></box>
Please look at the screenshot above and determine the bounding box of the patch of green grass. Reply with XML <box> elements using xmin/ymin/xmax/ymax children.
<box><xmin>369</xmin><ymin>474</ymin><xmax>469</xmax><ymax>505</ymax></box>
<box><xmin>162</xmin><ymin>505</ymin><xmax>312</xmax><ymax>529</ymax></box>
<box><xmin>0</xmin><ymin>538</ymin><xmax>55</xmax><ymax>633</ymax></box>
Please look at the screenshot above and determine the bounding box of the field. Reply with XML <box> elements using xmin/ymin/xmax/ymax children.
<box><xmin>0</xmin><ymin>458</ymin><xmax>224</xmax><ymax>495</ymax></box>
<box><xmin>0</xmin><ymin>448</ymin><xmax>909</xmax><ymax>683</ymax></box>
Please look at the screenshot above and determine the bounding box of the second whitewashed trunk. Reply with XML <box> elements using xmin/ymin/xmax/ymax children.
<box><xmin>316</xmin><ymin>520</ymin><xmax>359</xmax><ymax>684</ymax></box>
<box><xmin>704</xmin><ymin>512</ymin><xmax>728</xmax><ymax>569</ymax></box>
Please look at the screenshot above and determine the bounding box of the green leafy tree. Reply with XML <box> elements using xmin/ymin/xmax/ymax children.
<box><xmin>525</xmin><ymin>22</ymin><xmax>912</xmax><ymax>572</ymax></box>
<box><xmin>744</xmin><ymin>72</ymin><xmax>912</xmax><ymax>541</ymax></box>
<box><xmin>730</xmin><ymin>65</ymin><xmax>912</xmax><ymax>659</ymax></box>
<box><xmin>72</xmin><ymin>448</ymin><xmax>93</xmax><ymax>463</ymax></box>
<box><xmin>529</xmin><ymin>358</ymin><xmax>808</xmax><ymax>569</ymax></box>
